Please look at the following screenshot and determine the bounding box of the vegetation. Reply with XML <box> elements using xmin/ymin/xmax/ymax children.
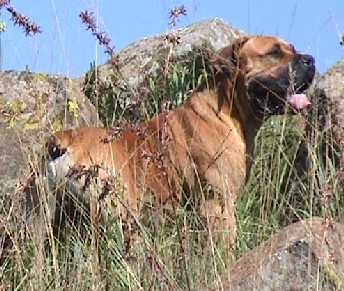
<box><xmin>0</xmin><ymin>3</ymin><xmax>343</xmax><ymax>291</ymax></box>
<box><xmin>1</xmin><ymin>51</ymin><xmax>343</xmax><ymax>290</ymax></box>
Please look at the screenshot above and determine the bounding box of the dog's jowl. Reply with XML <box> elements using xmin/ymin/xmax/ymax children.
<box><xmin>45</xmin><ymin>35</ymin><xmax>315</xmax><ymax>249</ymax></box>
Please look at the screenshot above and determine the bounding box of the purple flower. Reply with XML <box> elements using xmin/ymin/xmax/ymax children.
<box><xmin>79</xmin><ymin>10</ymin><xmax>116</xmax><ymax>61</ymax></box>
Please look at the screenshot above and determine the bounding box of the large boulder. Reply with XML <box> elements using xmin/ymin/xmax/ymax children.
<box><xmin>294</xmin><ymin>59</ymin><xmax>344</xmax><ymax>179</ymax></box>
<box><xmin>0</xmin><ymin>71</ymin><xmax>99</xmax><ymax>197</ymax></box>
<box><xmin>207</xmin><ymin>217</ymin><xmax>344</xmax><ymax>291</ymax></box>
<box><xmin>319</xmin><ymin>58</ymin><xmax>344</xmax><ymax>101</ymax></box>
<box><xmin>81</xmin><ymin>19</ymin><xmax>243</xmax><ymax>124</ymax></box>
<box><xmin>95</xmin><ymin>18</ymin><xmax>242</xmax><ymax>90</ymax></box>
<box><xmin>318</xmin><ymin>58</ymin><xmax>344</xmax><ymax>161</ymax></box>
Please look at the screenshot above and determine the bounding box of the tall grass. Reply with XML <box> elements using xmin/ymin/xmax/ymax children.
<box><xmin>0</xmin><ymin>47</ymin><xmax>343</xmax><ymax>290</ymax></box>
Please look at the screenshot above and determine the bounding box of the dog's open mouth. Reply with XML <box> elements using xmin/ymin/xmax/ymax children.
<box><xmin>249</xmin><ymin>89</ymin><xmax>312</xmax><ymax>116</ymax></box>
<box><xmin>248</xmin><ymin>72</ymin><xmax>314</xmax><ymax>115</ymax></box>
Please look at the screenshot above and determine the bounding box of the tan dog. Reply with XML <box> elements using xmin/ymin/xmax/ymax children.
<box><xmin>46</xmin><ymin>35</ymin><xmax>315</xmax><ymax>248</ymax></box>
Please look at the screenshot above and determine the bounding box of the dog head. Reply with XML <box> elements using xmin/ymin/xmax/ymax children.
<box><xmin>211</xmin><ymin>35</ymin><xmax>315</xmax><ymax>117</ymax></box>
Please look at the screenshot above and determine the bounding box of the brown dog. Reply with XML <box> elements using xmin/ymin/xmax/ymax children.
<box><xmin>46</xmin><ymin>35</ymin><xmax>315</xmax><ymax>248</ymax></box>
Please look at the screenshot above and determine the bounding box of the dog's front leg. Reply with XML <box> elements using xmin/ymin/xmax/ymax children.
<box><xmin>202</xmin><ymin>168</ymin><xmax>238</xmax><ymax>253</ymax></box>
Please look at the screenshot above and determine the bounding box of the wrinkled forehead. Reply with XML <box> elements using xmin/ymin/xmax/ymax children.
<box><xmin>243</xmin><ymin>36</ymin><xmax>292</xmax><ymax>55</ymax></box>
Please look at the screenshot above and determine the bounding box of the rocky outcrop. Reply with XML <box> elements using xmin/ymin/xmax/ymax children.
<box><xmin>80</xmin><ymin>18</ymin><xmax>243</xmax><ymax>124</ymax></box>
<box><xmin>318</xmin><ymin>58</ymin><xmax>344</xmax><ymax>160</ymax></box>
<box><xmin>320</xmin><ymin>58</ymin><xmax>344</xmax><ymax>101</ymax></box>
<box><xmin>0</xmin><ymin>71</ymin><xmax>99</xmax><ymax>196</ymax></box>
<box><xmin>95</xmin><ymin>18</ymin><xmax>242</xmax><ymax>90</ymax></box>
<box><xmin>0</xmin><ymin>71</ymin><xmax>99</xmax><ymax>129</ymax></box>
<box><xmin>207</xmin><ymin>217</ymin><xmax>344</xmax><ymax>291</ymax></box>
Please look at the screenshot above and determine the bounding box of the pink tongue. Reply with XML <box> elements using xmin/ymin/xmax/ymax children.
<box><xmin>287</xmin><ymin>93</ymin><xmax>311</xmax><ymax>110</ymax></box>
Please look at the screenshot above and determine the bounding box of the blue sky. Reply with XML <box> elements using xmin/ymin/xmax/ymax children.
<box><xmin>1</xmin><ymin>0</ymin><xmax>343</xmax><ymax>76</ymax></box>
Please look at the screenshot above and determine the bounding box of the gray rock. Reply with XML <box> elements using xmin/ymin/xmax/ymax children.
<box><xmin>207</xmin><ymin>217</ymin><xmax>344</xmax><ymax>291</ymax></box>
<box><xmin>93</xmin><ymin>18</ymin><xmax>242</xmax><ymax>90</ymax></box>
<box><xmin>0</xmin><ymin>71</ymin><xmax>99</xmax><ymax>129</ymax></box>
<box><xmin>297</xmin><ymin>60</ymin><xmax>344</xmax><ymax>179</ymax></box>
<box><xmin>319</xmin><ymin>58</ymin><xmax>344</xmax><ymax>97</ymax></box>
<box><xmin>0</xmin><ymin>125</ymin><xmax>24</xmax><ymax>195</ymax></box>
<box><xmin>0</xmin><ymin>71</ymin><xmax>99</xmax><ymax>197</ymax></box>
<box><xmin>318</xmin><ymin>58</ymin><xmax>344</xmax><ymax>156</ymax></box>
<box><xmin>78</xmin><ymin>18</ymin><xmax>243</xmax><ymax>124</ymax></box>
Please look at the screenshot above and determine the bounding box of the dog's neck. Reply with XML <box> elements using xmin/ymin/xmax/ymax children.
<box><xmin>224</xmin><ymin>78</ymin><xmax>263</xmax><ymax>144</ymax></box>
<box><xmin>192</xmin><ymin>78</ymin><xmax>264</xmax><ymax>156</ymax></box>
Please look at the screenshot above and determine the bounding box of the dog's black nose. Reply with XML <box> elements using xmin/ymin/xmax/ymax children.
<box><xmin>300</xmin><ymin>54</ymin><xmax>315</xmax><ymax>67</ymax></box>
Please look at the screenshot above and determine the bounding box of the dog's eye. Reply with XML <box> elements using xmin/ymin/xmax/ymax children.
<box><xmin>266</xmin><ymin>44</ymin><xmax>282</xmax><ymax>57</ymax></box>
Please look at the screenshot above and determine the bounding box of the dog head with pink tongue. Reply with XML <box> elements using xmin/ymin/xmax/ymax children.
<box><xmin>246</xmin><ymin>41</ymin><xmax>315</xmax><ymax>116</ymax></box>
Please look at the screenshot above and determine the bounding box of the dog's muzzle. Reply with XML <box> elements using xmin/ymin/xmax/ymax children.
<box><xmin>291</xmin><ymin>53</ymin><xmax>315</xmax><ymax>93</ymax></box>
<box><xmin>247</xmin><ymin>53</ymin><xmax>315</xmax><ymax>115</ymax></box>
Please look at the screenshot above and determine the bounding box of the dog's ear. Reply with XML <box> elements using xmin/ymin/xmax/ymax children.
<box><xmin>210</xmin><ymin>36</ymin><xmax>250</xmax><ymax>79</ymax></box>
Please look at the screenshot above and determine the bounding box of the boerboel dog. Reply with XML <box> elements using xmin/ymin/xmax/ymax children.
<box><xmin>45</xmin><ymin>35</ymin><xmax>315</xmax><ymax>249</ymax></box>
